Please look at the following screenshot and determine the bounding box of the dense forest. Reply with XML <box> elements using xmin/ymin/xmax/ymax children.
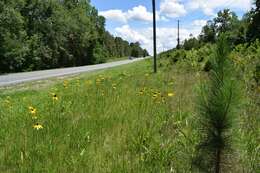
<box><xmin>0</xmin><ymin>0</ymin><xmax>149</xmax><ymax>73</ymax></box>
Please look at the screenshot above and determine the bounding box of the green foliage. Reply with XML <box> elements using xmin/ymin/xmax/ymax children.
<box><xmin>193</xmin><ymin>36</ymin><xmax>241</xmax><ymax>172</ymax></box>
<box><xmin>200</xmin><ymin>21</ymin><xmax>216</xmax><ymax>43</ymax></box>
<box><xmin>183</xmin><ymin>36</ymin><xmax>202</xmax><ymax>50</ymax></box>
<box><xmin>0</xmin><ymin>0</ymin><xmax>148</xmax><ymax>73</ymax></box>
<box><xmin>230</xmin><ymin>39</ymin><xmax>260</xmax><ymax>87</ymax></box>
<box><xmin>130</xmin><ymin>42</ymin><xmax>146</xmax><ymax>57</ymax></box>
<box><xmin>247</xmin><ymin>0</ymin><xmax>260</xmax><ymax>41</ymax></box>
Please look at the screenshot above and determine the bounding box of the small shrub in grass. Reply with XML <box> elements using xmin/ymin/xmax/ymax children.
<box><xmin>193</xmin><ymin>35</ymin><xmax>241</xmax><ymax>173</ymax></box>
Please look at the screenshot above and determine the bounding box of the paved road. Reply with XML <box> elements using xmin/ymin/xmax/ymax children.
<box><xmin>0</xmin><ymin>58</ymin><xmax>146</xmax><ymax>87</ymax></box>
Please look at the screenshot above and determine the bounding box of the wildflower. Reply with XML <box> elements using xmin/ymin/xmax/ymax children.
<box><xmin>161</xmin><ymin>97</ymin><xmax>166</xmax><ymax>103</ymax></box>
<box><xmin>112</xmin><ymin>83</ymin><xmax>117</xmax><ymax>90</ymax></box>
<box><xmin>139</xmin><ymin>90</ymin><xmax>144</xmax><ymax>95</ymax></box>
<box><xmin>152</xmin><ymin>93</ymin><xmax>158</xmax><ymax>99</ymax></box>
<box><xmin>76</xmin><ymin>79</ymin><xmax>80</xmax><ymax>86</ymax></box>
<box><xmin>51</xmin><ymin>93</ymin><xmax>58</xmax><ymax>101</ymax></box>
<box><xmin>168</xmin><ymin>92</ymin><xmax>174</xmax><ymax>97</ymax></box>
<box><xmin>168</xmin><ymin>81</ymin><xmax>174</xmax><ymax>85</ymax></box>
<box><xmin>63</xmin><ymin>80</ymin><xmax>68</xmax><ymax>88</ymax></box>
<box><xmin>33</xmin><ymin>123</ymin><xmax>43</xmax><ymax>130</ymax></box>
<box><xmin>85</xmin><ymin>80</ymin><xmax>93</xmax><ymax>86</ymax></box>
<box><xmin>28</xmin><ymin>106</ymin><xmax>37</xmax><ymax>114</ymax></box>
<box><xmin>96</xmin><ymin>78</ymin><xmax>101</xmax><ymax>85</ymax></box>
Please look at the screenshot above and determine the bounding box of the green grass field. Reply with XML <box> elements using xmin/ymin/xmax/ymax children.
<box><xmin>0</xmin><ymin>59</ymin><xmax>259</xmax><ymax>172</ymax></box>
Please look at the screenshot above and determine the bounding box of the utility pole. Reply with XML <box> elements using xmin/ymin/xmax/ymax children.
<box><xmin>152</xmin><ymin>0</ymin><xmax>157</xmax><ymax>73</ymax></box>
<box><xmin>177</xmin><ymin>20</ymin><xmax>180</xmax><ymax>49</ymax></box>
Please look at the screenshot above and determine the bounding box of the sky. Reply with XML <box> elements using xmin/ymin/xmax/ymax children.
<box><xmin>91</xmin><ymin>0</ymin><xmax>254</xmax><ymax>54</ymax></box>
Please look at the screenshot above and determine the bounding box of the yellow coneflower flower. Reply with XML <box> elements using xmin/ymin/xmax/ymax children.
<box><xmin>139</xmin><ymin>90</ymin><xmax>144</xmax><ymax>95</ymax></box>
<box><xmin>63</xmin><ymin>80</ymin><xmax>68</xmax><ymax>88</ymax></box>
<box><xmin>96</xmin><ymin>78</ymin><xmax>101</xmax><ymax>85</ymax></box>
<box><xmin>85</xmin><ymin>80</ymin><xmax>93</xmax><ymax>86</ymax></box>
<box><xmin>51</xmin><ymin>93</ymin><xmax>58</xmax><ymax>101</ymax></box>
<box><xmin>168</xmin><ymin>92</ymin><xmax>174</xmax><ymax>97</ymax></box>
<box><xmin>76</xmin><ymin>79</ymin><xmax>80</xmax><ymax>86</ymax></box>
<box><xmin>152</xmin><ymin>94</ymin><xmax>158</xmax><ymax>99</ymax></box>
<box><xmin>33</xmin><ymin>123</ymin><xmax>43</xmax><ymax>130</ymax></box>
<box><xmin>28</xmin><ymin>106</ymin><xmax>37</xmax><ymax>114</ymax></box>
<box><xmin>112</xmin><ymin>83</ymin><xmax>117</xmax><ymax>90</ymax></box>
<box><xmin>161</xmin><ymin>97</ymin><xmax>166</xmax><ymax>103</ymax></box>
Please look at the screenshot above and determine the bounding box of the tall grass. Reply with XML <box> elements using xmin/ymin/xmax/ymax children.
<box><xmin>0</xmin><ymin>56</ymin><xmax>258</xmax><ymax>172</ymax></box>
<box><xmin>0</xmin><ymin>60</ymin><xmax>192</xmax><ymax>172</ymax></box>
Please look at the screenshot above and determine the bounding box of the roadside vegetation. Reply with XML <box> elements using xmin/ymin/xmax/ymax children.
<box><xmin>0</xmin><ymin>42</ymin><xmax>259</xmax><ymax>172</ymax></box>
<box><xmin>0</xmin><ymin>0</ymin><xmax>148</xmax><ymax>73</ymax></box>
<box><xmin>0</xmin><ymin>1</ymin><xmax>259</xmax><ymax>172</ymax></box>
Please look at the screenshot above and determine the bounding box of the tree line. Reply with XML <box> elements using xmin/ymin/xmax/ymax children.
<box><xmin>177</xmin><ymin>0</ymin><xmax>260</xmax><ymax>51</ymax></box>
<box><xmin>0</xmin><ymin>0</ymin><xmax>149</xmax><ymax>73</ymax></box>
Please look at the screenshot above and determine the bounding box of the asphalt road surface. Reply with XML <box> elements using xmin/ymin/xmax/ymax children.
<box><xmin>0</xmin><ymin>58</ymin><xmax>146</xmax><ymax>87</ymax></box>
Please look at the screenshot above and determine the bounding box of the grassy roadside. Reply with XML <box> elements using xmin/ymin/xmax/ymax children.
<box><xmin>106</xmin><ymin>57</ymin><xmax>128</xmax><ymax>62</ymax></box>
<box><xmin>0</xmin><ymin>58</ymin><xmax>258</xmax><ymax>172</ymax></box>
<box><xmin>0</xmin><ymin>58</ymin><xmax>198</xmax><ymax>172</ymax></box>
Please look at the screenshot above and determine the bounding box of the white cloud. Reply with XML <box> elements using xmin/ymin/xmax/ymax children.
<box><xmin>115</xmin><ymin>25</ymin><xmax>150</xmax><ymax>45</ymax></box>
<box><xmin>192</xmin><ymin>19</ymin><xmax>207</xmax><ymax>27</ymax></box>
<box><xmin>160</xmin><ymin>0</ymin><xmax>187</xmax><ymax>18</ymax></box>
<box><xmin>99</xmin><ymin>10</ymin><xmax>127</xmax><ymax>23</ymax></box>
<box><xmin>100</xmin><ymin>5</ymin><xmax>161</xmax><ymax>23</ymax></box>
<box><xmin>127</xmin><ymin>5</ymin><xmax>153</xmax><ymax>22</ymax></box>
<box><xmin>187</xmin><ymin>0</ymin><xmax>252</xmax><ymax>16</ymax></box>
<box><xmin>115</xmin><ymin>25</ymin><xmax>201</xmax><ymax>54</ymax></box>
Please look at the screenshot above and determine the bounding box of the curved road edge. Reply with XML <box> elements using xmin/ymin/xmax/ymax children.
<box><xmin>0</xmin><ymin>57</ymin><xmax>148</xmax><ymax>87</ymax></box>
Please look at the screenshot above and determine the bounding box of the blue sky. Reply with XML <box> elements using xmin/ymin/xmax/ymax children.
<box><xmin>91</xmin><ymin>0</ymin><xmax>254</xmax><ymax>53</ymax></box>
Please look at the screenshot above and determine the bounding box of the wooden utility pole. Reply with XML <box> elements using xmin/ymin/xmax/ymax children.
<box><xmin>152</xmin><ymin>0</ymin><xmax>157</xmax><ymax>73</ymax></box>
<box><xmin>177</xmin><ymin>20</ymin><xmax>180</xmax><ymax>49</ymax></box>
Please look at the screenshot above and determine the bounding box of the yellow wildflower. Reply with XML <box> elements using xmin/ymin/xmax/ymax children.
<box><xmin>85</xmin><ymin>80</ymin><xmax>93</xmax><ymax>86</ymax></box>
<box><xmin>28</xmin><ymin>106</ymin><xmax>37</xmax><ymax>114</ymax></box>
<box><xmin>139</xmin><ymin>90</ymin><xmax>144</xmax><ymax>95</ymax></box>
<box><xmin>33</xmin><ymin>123</ymin><xmax>43</xmax><ymax>130</ymax></box>
<box><xmin>112</xmin><ymin>83</ymin><xmax>117</xmax><ymax>90</ymax></box>
<box><xmin>63</xmin><ymin>80</ymin><xmax>68</xmax><ymax>88</ymax></box>
<box><xmin>168</xmin><ymin>92</ymin><xmax>174</xmax><ymax>97</ymax></box>
<box><xmin>96</xmin><ymin>78</ymin><xmax>101</xmax><ymax>85</ymax></box>
<box><xmin>76</xmin><ymin>79</ymin><xmax>80</xmax><ymax>86</ymax></box>
<box><xmin>152</xmin><ymin>94</ymin><xmax>158</xmax><ymax>99</ymax></box>
<box><xmin>51</xmin><ymin>93</ymin><xmax>58</xmax><ymax>101</ymax></box>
